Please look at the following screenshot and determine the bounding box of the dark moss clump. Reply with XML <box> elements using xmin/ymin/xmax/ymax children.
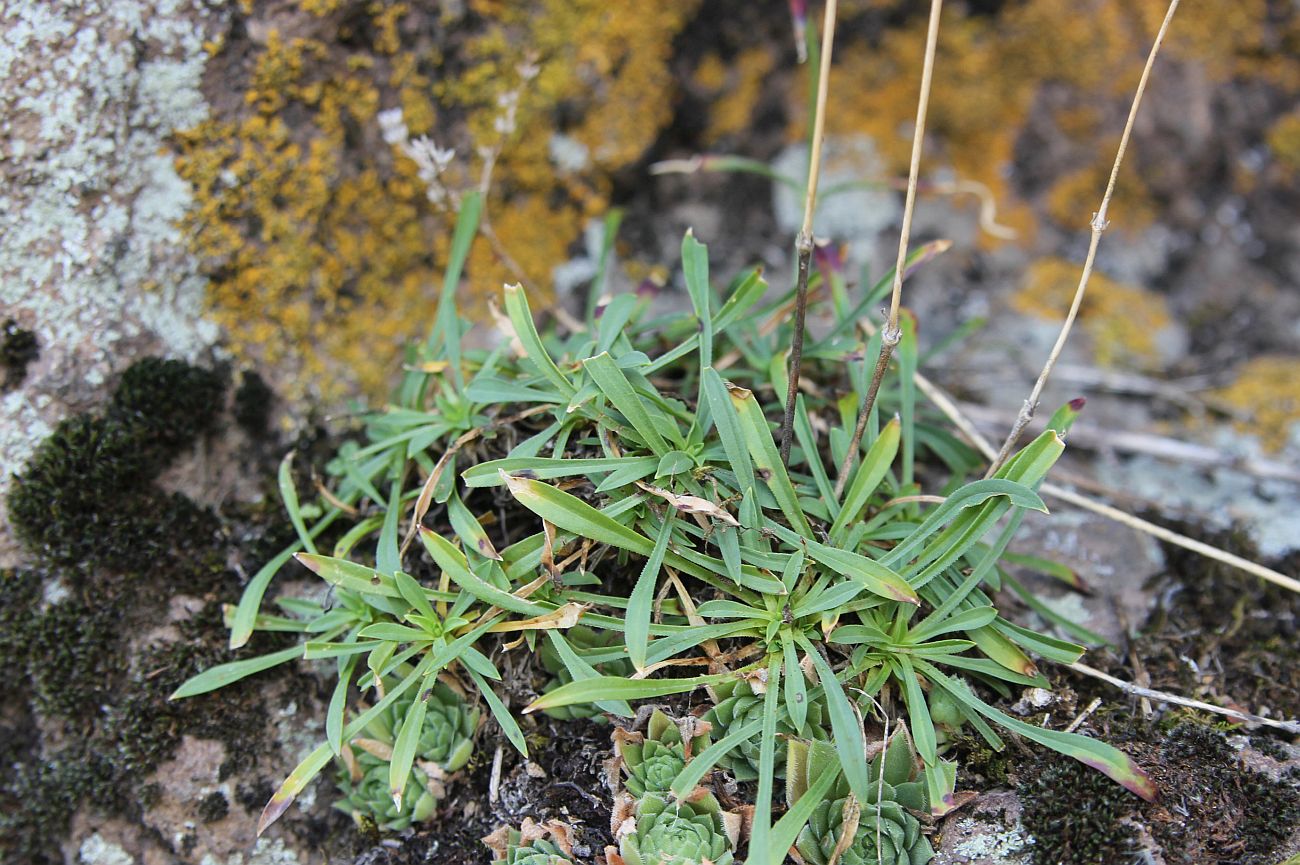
<box><xmin>1150</xmin><ymin>724</ymin><xmax>1300</xmax><ymax>864</ymax></box>
<box><xmin>1137</xmin><ymin>521</ymin><xmax>1300</xmax><ymax>718</ymax></box>
<box><xmin>28</xmin><ymin>593</ymin><xmax>123</xmax><ymax>719</ymax></box>
<box><xmin>1021</xmin><ymin>753</ymin><xmax>1140</xmax><ymax>865</ymax></box>
<box><xmin>234</xmin><ymin>370</ymin><xmax>275</xmax><ymax>437</ymax></box>
<box><xmin>0</xmin><ymin>754</ymin><xmax>90</xmax><ymax>865</ymax></box>
<box><xmin>7</xmin><ymin>357</ymin><xmax>228</xmax><ymax>570</ymax></box>
<box><xmin>198</xmin><ymin>791</ymin><xmax>230</xmax><ymax>823</ymax></box>
<box><xmin>108</xmin><ymin>357</ymin><xmax>225</xmax><ymax>455</ymax></box>
<box><xmin>0</xmin><ymin>356</ymin><xmax>310</xmax><ymax>863</ymax></box>
<box><xmin>2</xmin><ymin>318</ymin><xmax>38</xmax><ymax>389</ymax></box>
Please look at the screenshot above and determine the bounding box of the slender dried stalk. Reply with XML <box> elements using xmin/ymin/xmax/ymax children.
<box><xmin>832</xmin><ymin>0</ymin><xmax>943</xmax><ymax>498</ymax></box>
<box><xmin>985</xmin><ymin>0</ymin><xmax>1181</xmax><ymax>477</ymax></box>
<box><xmin>779</xmin><ymin>0</ymin><xmax>839</xmax><ymax>461</ymax></box>
<box><xmin>1069</xmin><ymin>661</ymin><xmax>1300</xmax><ymax>734</ymax></box>
<box><xmin>848</xmin><ymin>307</ymin><xmax>1300</xmax><ymax>596</ymax></box>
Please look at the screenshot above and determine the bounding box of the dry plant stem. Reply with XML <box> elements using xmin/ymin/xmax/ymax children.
<box><xmin>1068</xmin><ymin>661</ymin><xmax>1300</xmax><ymax>734</ymax></box>
<box><xmin>985</xmin><ymin>0</ymin><xmax>1182</xmax><ymax>477</ymax></box>
<box><xmin>780</xmin><ymin>0</ymin><xmax>839</xmax><ymax>462</ymax></box>
<box><xmin>832</xmin><ymin>0</ymin><xmax>942</xmax><ymax>498</ymax></box>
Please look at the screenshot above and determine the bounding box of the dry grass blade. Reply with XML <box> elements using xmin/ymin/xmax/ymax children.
<box><xmin>1068</xmin><ymin>661</ymin><xmax>1300</xmax><ymax>734</ymax></box>
<box><xmin>985</xmin><ymin>0</ymin><xmax>1182</xmax><ymax>477</ymax></box>
<box><xmin>833</xmin><ymin>0</ymin><xmax>943</xmax><ymax>498</ymax></box>
<box><xmin>780</xmin><ymin>0</ymin><xmax>839</xmax><ymax>462</ymax></box>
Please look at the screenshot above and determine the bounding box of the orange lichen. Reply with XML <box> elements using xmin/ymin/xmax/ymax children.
<box><xmin>1266</xmin><ymin>109</ymin><xmax>1300</xmax><ymax>177</ymax></box>
<box><xmin>695</xmin><ymin>47</ymin><xmax>777</xmax><ymax>145</ymax></box>
<box><xmin>1012</xmin><ymin>257</ymin><xmax>1172</xmax><ymax>369</ymax></box>
<box><xmin>1211</xmin><ymin>356</ymin><xmax>1300</xmax><ymax>452</ymax></box>
<box><xmin>177</xmin><ymin>0</ymin><xmax>696</xmax><ymax>401</ymax></box>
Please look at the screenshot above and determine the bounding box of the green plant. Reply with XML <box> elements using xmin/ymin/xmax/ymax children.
<box><xmin>335</xmin><ymin>757</ymin><xmax>439</xmax><ymax>831</ymax></box>
<box><xmin>703</xmin><ymin>678</ymin><xmax>827</xmax><ymax>782</ymax></box>
<box><xmin>173</xmin><ymin>183</ymin><xmax>1151</xmax><ymax>851</ymax></box>
<box><xmin>483</xmin><ymin>819</ymin><xmax>577</xmax><ymax>865</ymax></box>
<box><xmin>539</xmin><ymin>625</ymin><xmax>635</xmax><ymax>722</ymax></box>
<box><xmin>614</xmin><ymin>709</ymin><xmax>708</xmax><ymax>798</ymax></box>
<box><xmin>786</xmin><ymin>734</ymin><xmax>934</xmax><ymax>865</ymax></box>
<box><xmin>334</xmin><ymin>680</ymin><xmax>477</xmax><ymax>828</ymax></box>
<box><xmin>610</xmin><ymin>791</ymin><xmax>737</xmax><ymax>865</ymax></box>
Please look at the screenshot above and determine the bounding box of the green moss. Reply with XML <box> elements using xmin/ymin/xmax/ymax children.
<box><xmin>1021</xmin><ymin>753</ymin><xmax>1139</xmax><ymax>865</ymax></box>
<box><xmin>1</xmin><ymin>318</ymin><xmax>38</xmax><ymax>389</ymax></box>
<box><xmin>0</xmin><ymin>357</ymin><xmax>300</xmax><ymax>861</ymax></box>
<box><xmin>234</xmin><ymin>370</ymin><xmax>275</xmax><ymax>437</ymax></box>
<box><xmin>108</xmin><ymin>357</ymin><xmax>226</xmax><ymax>456</ymax></box>
<box><xmin>0</xmin><ymin>755</ymin><xmax>89</xmax><ymax>865</ymax></box>
<box><xmin>7</xmin><ymin>357</ymin><xmax>228</xmax><ymax>570</ymax></box>
<box><xmin>197</xmin><ymin>791</ymin><xmax>231</xmax><ymax>823</ymax></box>
<box><xmin>28</xmin><ymin>595</ymin><xmax>123</xmax><ymax>720</ymax></box>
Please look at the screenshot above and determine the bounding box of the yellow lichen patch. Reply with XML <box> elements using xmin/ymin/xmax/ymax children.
<box><xmin>1045</xmin><ymin>137</ymin><xmax>1159</xmax><ymax>230</ymax></box>
<box><xmin>1267</xmin><ymin>109</ymin><xmax>1300</xmax><ymax>177</ymax></box>
<box><xmin>179</xmin><ymin>0</ymin><xmax>696</xmax><ymax>401</ymax></box>
<box><xmin>1012</xmin><ymin>258</ymin><xmax>1171</xmax><ymax>369</ymax></box>
<box><xmin>694</xmin><ymin>47</ymin><xmax>776</xmax><ymax>145</ymax></box>
<box><xmin>1211</xmin><ymin>356</ymin><xmax>1300</xmax><ymax>452</ymax></box>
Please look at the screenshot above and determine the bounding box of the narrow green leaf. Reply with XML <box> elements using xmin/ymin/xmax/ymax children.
<box><xmin>278</xmin><ymin>452</ymin><xmax>317</xmax><ymax>555</ymax></box>
<box><xmin>656</xmin><ymin>450</ymin><xmax>695</xmax><ymax>479</ymax></box>
<box><xmin>327</xmin><ymin>656</ymin><xmax>357</xmax><ymax>755</ymax></box>
<box><xmin>748</xmin><ymin>655</ymin><xmax>782</xmax><ymax>861</ymax></box>
<box><xmin>766</xmin><ymin>521</ymin><xmax>919</xmax><ymax>605</ymax></box>
<box><xmin>257</xmin><ymin>654</ymin><xmax>437</xmax><ymax>835</ymax></box>
<box><xmin>393</xmin><ymin>570</ymin><xmax>436</xmax><ymax>621</ymax></box>
<box><xmin>783</xmin><ymin>636</ymin><xmax>809</xmax><ymax>732</ymax></box>
<box><xmin>230</xmin><ymin>508</ymin><xmax>342</xmax><ymax>649</ymax></box>
<box><xmin>356</xmin><ymin>623</ymin><xmax>432</xmax><ymax>642</ymax></box>
<box><xmin>524</xmin><ymin>671</ymin><xmax>739</xmax><ymax>712</ymax></box>
<box><xmin>389</xmin><ymin>690</ymin><xmax>430</xmax><ymax>808</ymax></box>
<box><xmin>170</xmin><ymin>645</ymin><xmax>304</xmax><ymax>699</ymax></box>
<box><xmin>702</xmin><ymin>368</ymin><xmax>756</xmax><ymax>497</ymax></box>
<box><xmin>831</xmin><ymin>416</ymin><xmax>900</xmax><ymax>542</ymax></box>
<box><xmin>583</xmin><ymin>352</ymin><xmax>671</xmax><ymax>455</ymax></box>
<box><xmin>801</xmin><ymin>635</ymin><xmax>872</xmax><ymax>803</ymax></box>
<box><xmin>544</xmin><ymin>631</ymin><xmax>633</xmax><ymax>717</ymax></box>
<box><xmin>894</xmin><ymin>655</ymin><xmax>937</xmax><ymax>766</ymax></box>
<box><xmin>418</xmin><ymin>528</ymin><xmax>546</xmax><ymax>617</ymax></box>
<box><xmin>426</xmin><ymin>190</ymin><xmax>482</xmax><ymax>388</ymax></box>
<box><xmin>920</xmin><ymin>663</ymin><xmax>1157</xmax><ymax>801</ymax></box>
<box><xmin>683</xmin><ymin>231</ymin><xmax>713</xmax><ymax>369</ymax></box>
<box><xmin>468</xmin><ymin>668</ymin><xmax>529</xmax><ymax>756</ymax></box>
<box><xmin>768</xmin><ymin>746</ymin><xmax>840</xmax><ymax>865</ymax></box>
<box><xmin>465</xmin><ymin>456</ymin><xmax>656</xmax><ymax>487</ymax></box>
<box><xmin>449</xmin><ymin>489</ymin><xmax>501</xmax><ymax>561</ymax></box>
<box><xmin>504</xmin><ymin>282</ymin><xmax>574</xmax><ymax>397</ymax></box>
<box><xmin>627</xmin><ymin>514</ymin><xmax>674</xmax><ymax>671</ymax></box>
<box><xmin>729</xmin><ymin>384</ymin><xmax>813</xmax><ymax>538</ymax></box>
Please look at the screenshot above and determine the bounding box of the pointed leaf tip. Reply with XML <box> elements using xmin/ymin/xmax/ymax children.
<box><xmin>257</xmin><ymin>792</ymin><xmax>293</xmax><ymax>836</ymax></box>
<box><xmin>1069</xmin><ymin>397</ymin><xmax>1087</xmax><ymax>411</ymax></box>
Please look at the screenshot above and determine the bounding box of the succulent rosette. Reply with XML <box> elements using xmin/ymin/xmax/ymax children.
<box><xmin>787</xmin><ymin>734</ymin><xmax>934</xmax><ymax>865</ymax></box>
<box><xmin>335</xmin><ymin>754</ymin><xmax>439</xmax><ymax>831</ymax></box>
<box><xmin>703</xmin><ymin>678</ymin><xmax>827</xmax><ymax>781</ymax></box>
<box><xmin>364</xmin><ymin>679</ymin><xmax>480</xmax><ymax>772</ymax></box>
<box><xmin>334</xmin><ymin>679</ymin><xmax>479</xmax><ymax>828</ymax></box>
<box><xmin>484</xmin><ymin>819</ymin><xmax>578</xmax><ymax>865</ymax></box>
<box><xmin>614</xmin><ymin>792</ymin><xmax>736</xmax><ymax>865</ymax></box>
<box><xmin>615</xmin><ymin>709</ymin><xmax>709</xmax><ymax>798</ymax></box>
